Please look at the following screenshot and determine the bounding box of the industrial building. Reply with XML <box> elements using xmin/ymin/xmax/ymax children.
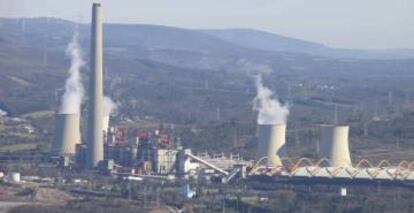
<box><xmin>252</xmin><ymin>124</ymin><xmax>354</xmax><ymax>173</ymax></box>
<box><xmin>250</xmin><ymin>123</ymin><xmax>414</xmax><ymax>184</ymax></box>
<box><xmin>49</xmin><ymin>3</ymin><xmax>414</xmax><ymax>187</ymax></box>
<box><xmin>253</xmin><ymin>124</ymin><xmax>353</xmax><ymax>171</ymax></box>
<box><xmin>48</xmin><ymin>3</ymin><xmax>250</xmax><ymax>181</ymax></box>
<box><xmin>154</xmin><ymin>149</ymin><xmax>178</xmax><ymax>174</ymax></box>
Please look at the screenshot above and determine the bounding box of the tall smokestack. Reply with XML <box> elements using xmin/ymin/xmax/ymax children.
<box><xmin>320</xmin><ymin>125</ymin><xmax>352</xmax><ymax>167</ymax></box>
<box><xmin>88</xmin><ymin>3</ymin><xmax>104</xmax><ymax>168</ymax></box>
<box><xmin>257</xmin><ymin>124</ymin><xmax>286</xmax><ymax>167</ymax></box>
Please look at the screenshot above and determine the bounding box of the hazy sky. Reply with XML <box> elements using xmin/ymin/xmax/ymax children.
<box><xmin>1</xmin><ymin>0</ymin><xmax>413</xmax><ymax>49</ymax></box>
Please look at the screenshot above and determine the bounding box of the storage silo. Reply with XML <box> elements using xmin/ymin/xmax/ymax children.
<box><xmin>53</xmin><ymin>113</ymin><xmax>81</xmax><ymax>156</ymax></box>
<box><xmin>256</xmin><ymin>124</ymin><xmax>286</xmax><ymax>167</ymax></box>
<box><xmin>320</xmin><ymin>125</ymin><xmax>352</xmax><ymax>167</ymax></box>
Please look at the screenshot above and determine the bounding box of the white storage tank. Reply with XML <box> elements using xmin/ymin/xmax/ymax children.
<box><xmin>7</xmin><ymin>172</ymin><xmax>21</xmax><ymax>183</ymax></box>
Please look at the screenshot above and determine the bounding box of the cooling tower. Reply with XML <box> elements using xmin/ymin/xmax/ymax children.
<box><xmin>87</xmin><ymin>3</ymin><xmax>104</xmax><ymax>168</ymax></box>
<box><xmin>257</xmin><ymin>124</ymin><xmax>286</xmax><ymax>167</ymax></box>
<box><xmin>53</xmin><ymin>113</ymin><xmax>81</xmax><ymax>156</ymax></box>
<box><xmin>320</xmin><ymin>125</ymin><xmax>352</xmax><ymax>167</ymax></box>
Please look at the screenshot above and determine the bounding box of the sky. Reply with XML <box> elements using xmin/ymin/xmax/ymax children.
<box><xmin>0</xmin><ymin>0</ymin><xmax>413</xmax><ymax>49</ymax></box>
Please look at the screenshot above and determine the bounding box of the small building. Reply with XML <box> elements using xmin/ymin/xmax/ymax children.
<box><xmin>181</xmin><ymin>184</ymin><xmax>196</xmax><ymax>199</ymax></box>
<box><xmin>58</xmin><ymin>156</ymin><xmax>71</xmax><ymax>168</ymax></box>
<box><xmin>98</xmin><ymin>159</ymin><xmax>115</xmax><ymax>174</ymax></box>
<box><xmin>75</xmin><ymin>144</ymin><xmax>88</xmax><ymax>166</ymax></box>
<box><xmin>154</xmin><ymin>149</ymin><xmax>177</xmax><ymax>174</ymax></box>
<box><xmin>5</xmin><ymin>172</ymin><xmax>21</xmax><ymax>183</ymax></box>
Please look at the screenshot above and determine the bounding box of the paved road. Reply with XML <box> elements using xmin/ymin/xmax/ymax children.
<box><xmin>0</xmin><ymin>201</ymin><xmax>32</xmax><ymax>213</ymax></box>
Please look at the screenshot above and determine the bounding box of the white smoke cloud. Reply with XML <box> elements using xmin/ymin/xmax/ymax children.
<box><xmin>236</xmin><ymin>59</ymin><xmax>273</xmax><ymax>76</ymax></box>
<box><xmin>104</xmin><ymin>96</ymin><xmax>117</xmax><ymax>116</ymax></box>
<box><xmin>0</xmin><ymin>109</ymin><xmax>7</xmax><ymax>117</ymax></box>
<box><xmin>59</xmin><ymin>33</ymin><xmax>84</xmax><ymax>114</ymax></box>
<box><xmin>103</xmin><ymin>96</ymin><xmax>118</xmax><ymax>133</ymax></box>
<box><xmin>253</xmin><ymin>74</ymin><xmax>289</xmax><ymax>125</ymax></box>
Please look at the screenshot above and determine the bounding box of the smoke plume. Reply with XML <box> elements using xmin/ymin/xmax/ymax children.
<box><xmin>0</xmin><ymin>109</ymin><xmax>7</xmax><ymax>117</ymax></box>
<box><xmin>104</xmin><ymin>96</ymin><xmax>117</xmax><ymax>116</ymax></box>
<box><xmin>59</xmin><ymin>33</ymin><xmax>84</xmax><ymax>114</ymax></box>
<box><xmin>253</xmin><ymin>74</ymin><xmax>289</xmax><ymax>125</ymax></box>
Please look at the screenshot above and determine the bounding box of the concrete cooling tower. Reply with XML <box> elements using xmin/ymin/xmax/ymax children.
<box><xmin>53</xmin><ymin>113</ymin><xmax>81</xmax><ymax>156</ymax></box>
<box><xmin>257</xmin><ymin>124</ymin><xmax>286</xmax><ymax>167</ymax></box>
<box><xmin>87</xmin><ymin>3</ymin><xmax>104</xmax><ymax>168</ymax></box>
<box><xmin>320</xmin><ymin>125</ymin><xmax>352</xmax><ymax>167</ymax></box>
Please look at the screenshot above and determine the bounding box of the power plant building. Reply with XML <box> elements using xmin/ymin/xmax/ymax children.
<box><xmin>320</xmin><ymin>125</ymin><xmax>352</xmax><ymax>167</ymax></box>
<box><xmin>87</xmin><ymin>3</ymin><xmax>104</xmax><ymax>168</ymax></box>
<box><xmin>256</xmin><ymin>124</ymin><xmax>286</xmax><ymax>167</ymax></box>
<box><xmin>154</xmin><ymin>149</ymin><xmax>178</xmax><ymax>174</ymax></box>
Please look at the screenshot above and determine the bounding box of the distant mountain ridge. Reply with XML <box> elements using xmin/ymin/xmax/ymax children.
<box><xmin>0</xmin><ymin>17</ymin><xmax>413</xmax><ymax>116</ymax></box>
<box><xmin>201</xmin><ymin>28</ymin><xmax>327</xmax><ymax>53</ymax></box>
<box><xmin>201</xmin><ymin>28</ymin><xmax>414</xmax><ymax>59</ymax></box>
<box><xmin>1</xmin><ymin>17</ymin><xmax>413</xmax><ymax>61</ymax></box>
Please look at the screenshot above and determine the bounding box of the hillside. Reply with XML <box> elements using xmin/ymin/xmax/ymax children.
<box><xmin>202</xmin><ymin>29</ymin><xmax>414</xmax><ymax>59</ymax></box>
<box><xmin>1</xmin><ymin>18</ymin><xmax>414</xmax><ymax>155</ymax></box>
<box><xmin>201</xmin><ymin>28</ymin><xmax>326</xmax><ymax>53</ymax></box>
<box><xmin>0</xmin><ymin>17</ymin><xmax>414</xmax><ymax>117</ymax></box>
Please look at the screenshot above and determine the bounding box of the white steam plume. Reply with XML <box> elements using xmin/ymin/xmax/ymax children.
<box><xmin>0</xmin><ymin>109</ymin><xmax>7</xmax><ymax>117</ymax></box>
<box><xmin>104</xmin><ymin>96</ymin><xmax>117</xmax><ymax>116</ymax></box>
<box><xmin>59</xmin><ymin>33</ymin><xmax>84</xmax><ymax>114</ymax></box>
<box><xmin>253</xmin><ymin>74</ymin><xmax>289</xmax><ymax>125</ymax></box>
<box><xmin>103</xmin><ymin>96</ymin><xmax>117</xmax><ymax>133</ymax></box>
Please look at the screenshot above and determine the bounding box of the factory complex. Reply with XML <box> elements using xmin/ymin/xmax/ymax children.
<box><xmin>48</xmin><ymin>3</ymin><xmax>414</xmax><ymax>188</ymax></box>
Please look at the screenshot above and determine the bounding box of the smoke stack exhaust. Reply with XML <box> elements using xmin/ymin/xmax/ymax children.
<box><xmin>257</xmin><ymin>124</ymin><xmax>286</xmax><ymax>167</ymax></box>
<box><xmin>87</xmin><ymin>3</ymin><xmax>104</xmax><ymax>168</ymax></box>
<box><xmin>320</xmin><ymin>125</ymin><xmax>352</xmax><ymax>167</ymax></box>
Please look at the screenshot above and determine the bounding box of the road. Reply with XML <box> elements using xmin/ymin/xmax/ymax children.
<box><xmin>0</xmin><ymin>201</ymin><xmax>32</xmax><ymax>213</ymax></box>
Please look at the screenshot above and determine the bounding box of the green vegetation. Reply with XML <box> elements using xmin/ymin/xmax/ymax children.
<box><xmin>10</xmin><ymin>200</ymin><xmax>150</xmax><ymax>213</ymax></box>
